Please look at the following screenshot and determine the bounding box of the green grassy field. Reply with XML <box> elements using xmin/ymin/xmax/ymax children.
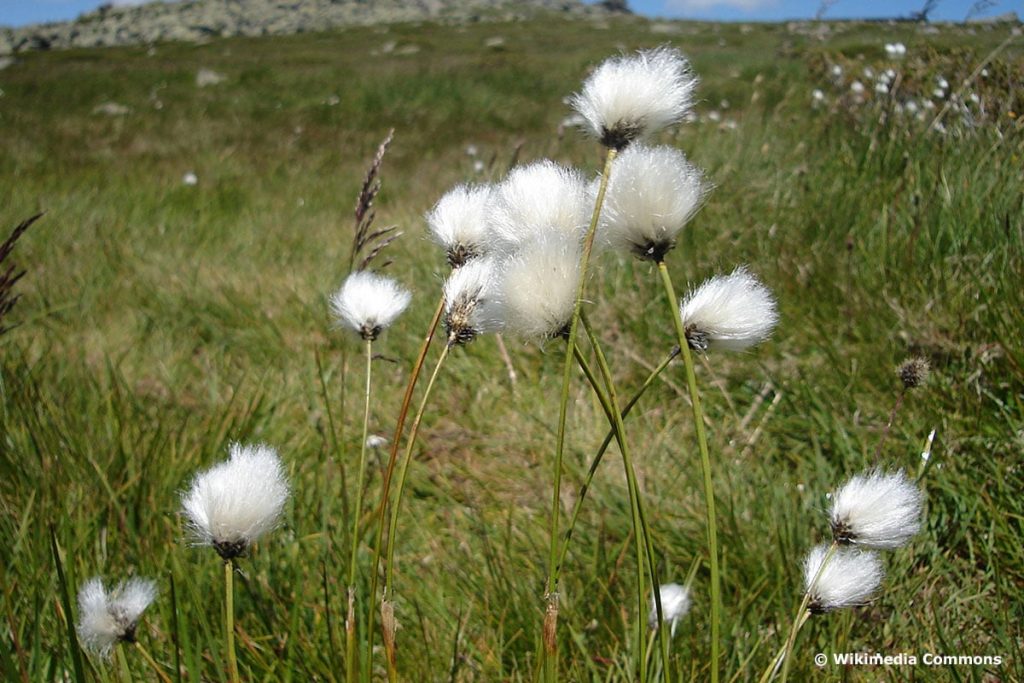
<box><xmin>1</xmin><ymin>13</ymin><xmax>1022</xmax><ymax>681</ymax></box>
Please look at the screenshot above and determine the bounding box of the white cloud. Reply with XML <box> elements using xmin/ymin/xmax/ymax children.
<box><xmin>665</xmin><ymin>0</ymin><xmax>776</xmax><ymax>10</ymax></box>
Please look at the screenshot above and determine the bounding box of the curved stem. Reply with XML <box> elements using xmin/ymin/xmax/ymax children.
<box><xmin>557</xmin><ymin>347</ymin><xmax>678</xmax><ymax>578</ymax></box>
<box><xmin>116</xmin><ymin>644</ymin><xmax>133</xmax><ymax>683</ymax></box>
<box><xmin>580</xmin><ymin>314</ymin><xmax>666</xmax><ymax>682</ymax></box>
<box><xmin>543</xmin><ymin>146</ymin><xmax>618</xmax><ymax>682</ymax></box>
<box><xmin>345</xmin><ymin>338</ymin><xmax>374</xmax><ymax>683</ymax></box>
<box><xmin>381</xmin><ymin>343</ymin><xmax>451</xmax><ymax>682</ymax></box>
<box><xmin>656</xmin><ymin>260</ymin><xmax>720</xmax><ymax>683</ymax></box>
<box><xmin>366</xmin><ymin>294</ymin><xmax>444</xmax><ymax>677</ymax></box>
<box><xmin>224</xmin><ymin>560</ymin><xmax>239</xmax><ymax>683</ymax></box>
<box><xmin>777</xmin><ymin>542</ymin><xmax>837</xmax><ymax>683</ymax></box>
<box><xmin>133</xmin><ymin>643</ymin><xmax>172</xmax><ymax>683</ymax></box>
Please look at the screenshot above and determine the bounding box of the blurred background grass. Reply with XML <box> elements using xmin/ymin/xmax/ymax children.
<box><xmin>1</xmin><ymin>13</ymin><xmax>1022</xmax><ymax>681</ymax></box>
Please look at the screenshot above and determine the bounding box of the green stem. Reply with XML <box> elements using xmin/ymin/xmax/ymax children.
<box><xmin>777</xmin><ymin>542</ymin><xmax>837</xmax><ymax>683</ymax></box>
<box><xmin>557</xmin><ymin>347</ymin><xmax>679</xmax><ymax>581</ymax></box>
<box><xmin>116</xmin><ymin>644</ymin><xmax>133</xmax><ymax>683</ymax></box>
<box><xmin>543</xmin><ymin>145</ymin><xmax>618</xmax><ymax>682</ymax></box>
<box><xmin>224</xmin><ymin>560</ymin><xmax>239</xmax><ymax>683</ymax></box>
<box><xmin>133</xmin><ymin>642</ymin><xmax>172</xmax><ymax>683</ymax></box>
<box><xmin>381</xmin><ymin>342</ymin><xmax>452</xmax><ymax>682</ymax></box>
<box><xmin>345</xmin><ymin>337</ymin><xmax>374</xmax><ymax>683</ymax></box>
<box><xmin>579</xmin><ymin>314</ymin><xmax>667</xmax><ymax>682</ymax></box>
<box><xmin>366</xmin><ymin>294</ymin><xmax>444</xmax><ymax>679</ymax></box>
<box><xmin>656</xmin><ymin>260</ymin><xmax>720</xmax><ymax>683</ymax></box>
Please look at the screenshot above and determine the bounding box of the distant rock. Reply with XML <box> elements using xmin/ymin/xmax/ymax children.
<box><xmin>5</xmin><ymin>0</ymin><xmax>631</xmax><ymax>53</ymax></box>
<box><xmin>966</xmin><ymin>11</ymin><xmax>1020</xmax><ymax>24</ymax></box>
<box><xmin>93</xmin><ymin>102</ymin><xmax>131</xmax><ymax>116</ymax></box>
<box><xmin>196</xmin><ymin>68</ymin><xmax>225</xmax><ymax>87</ymax></box>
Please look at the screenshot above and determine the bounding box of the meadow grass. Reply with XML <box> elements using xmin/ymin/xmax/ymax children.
<box><xmin>1</xmin><ymin>14</ymin><xmax>1022</xmax><ymax>681</ymax></box>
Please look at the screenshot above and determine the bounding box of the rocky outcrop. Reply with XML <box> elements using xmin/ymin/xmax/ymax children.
<box><xmin>2</xmin><ymin>0</ymin><xmax>629</xmax><ymax>53</ymax></box>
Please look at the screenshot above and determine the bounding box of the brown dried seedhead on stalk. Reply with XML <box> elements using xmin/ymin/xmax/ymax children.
<box><xmin>0</xmin><ymin>213</ymin><xmax>42</xmax><ymax>336</ymax></box>
<box><xmin>349</xmin><ymin>129</ymin><xmax>401</xmax><ymax>272</ymax></box>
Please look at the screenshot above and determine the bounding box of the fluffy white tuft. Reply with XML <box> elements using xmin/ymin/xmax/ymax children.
<box><xmin>830</xmin><ymin>469</ymin><xmax>922</xmax><ymax>550</ymax></box>
<box><xmin>803</xmin><ymin>545</ymin><xmax>883</xmax><ymax>613</ymax></box>
<box><xmin>77</xmin><ymin>577</ymin><xmax>157</xmax><ymax>657</ymax></box>
<box><xmin>679</xmin><ymin>267</ymin><xmax>778</xmax><ymax>351</ymax></box>
<box><xmin>181</xmin><ymin>442</ymin><xmax>290</xmax><ymax>558</ymax></box>
<box><xmin>648</xmin><ymin>583</ymin><xmax>691</xmax><ymax>636</ymax></box>
<box><xmin>599</xmin><ymin>144</ymin><xmax>708</xmax><ymax>260</ymax></box>
<box><xmin>426</xmin><ymin>184</ymin><xmax>493</xmax><ymax>267</ymax></box>
<box><xmin>443</xmin><ymin>258</ymin><xmax>506</xmax><ymax>344</ymax></box>
<box><xmin>571</xmin><ymin>47</ymin><xmax>697</xmax><ymax>149</ymax></box>
<box><xmin>486</xmin><ymin>161</ymin><xmax>589</xmax><ymax>254</ymax></box>
<box><xmin>499</xmin><ymin>231</ymin><xmax>582</xmax><ymax>342</ymax></box>
<box><xmin>330</xmin><ymin>270</ymin><xmax>411</xmax><ymax>341</ymax></box>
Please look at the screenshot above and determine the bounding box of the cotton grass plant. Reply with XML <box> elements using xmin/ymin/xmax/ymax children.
<box><xmin>181</xmin><ymin>442</ymin><xmax>290</xmax><ymax>683</ymax></box>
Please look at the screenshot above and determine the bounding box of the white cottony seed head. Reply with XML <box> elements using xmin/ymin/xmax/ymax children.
<box><xmin>830</xmin><ymin>469</ymin><xmax>922</xmax><ymax>550</ymax></box>
<box><xmin>486</xmin><ymin>161</ymin><xmax>589</xmax><ymax>254</ymax></box>
<box><xmin>426</xmin><ymin>184</ymin><xmax>493</xmax><ymax>267</ymax></box>
<box><xmin>679</xmin><ymin>266</ymin><xmax>778</xmax><ymax>352</ymax></box>
<box><xmin>443</xmin><ymin>257</ymin><xmax>506</xmax><ymax>345</ymax></box>
<box><xmin>648</xmin><ymin>583</ymin><xmax>691</xmax><ymax>636</ymax></box>
<box><xmin>330</xmin><ymin>270</ymin><xmax>411</xmax><ymax>341</ymax></box>
<box><xmin>499</xmin><ymin>230</ymin><xmax>582</xmax><ymax>342</ymax></box>
<box><xmin>181</xmin><ymin>442</ymin><xmax>290</xmax><ymax>560</ymax></box>
<box><xmin>803</xmin><ymin>545</ymin><xmax>883</xmax><ymax>613</ymax></box>
<box><xmin>77</xmin><ymin>577</ymin><xmax>157</xmax><ymax>657</ymax></box>
<box><xmin>571</xmin><ymin>47</ymin><xmax>697</xmax><ymax>149</ymax></box>
<box><xmin>599</xmin><ymin>144</ymin><xmax>708</xmax><ymax>261</ymax></box>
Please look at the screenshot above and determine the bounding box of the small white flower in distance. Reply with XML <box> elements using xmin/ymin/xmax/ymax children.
<box><xmin>811</xmin><ymin>88</ymin><xmax>825</xmax><ymax>103</ymax></box>
<box><xmin>499</xmin><ymin>230</ymin><xmax>582</xmax><ymax>342</ymax></box>
<box><xmin>366</xmin><ymin>434</ymin><xmax>388</xmax><ymax>449</ymax></box>
<box><xmin>330</xmin><ymin>271</ymin><xmax>411</xmax><ymax>341</ymax></box>
<box><xmin>850</xmin><ymin>81</ymin><xmax>865</xmax><ymax>94</ymax></box>
<box><xmin>182</xmin><ymin>443</ymin><xmax>290</xmax><ymax>560</ymax></box>
<box><xmin>487</xmin><ymin>161</ymin><xmax>589</xmax><ymax>253</ymax></box>
<box><xmin>77</xmin><ymin>577</ymin><xmax>157</xmax><ymax>656</ymax></box>
<box><xmin>598</xmin><ymin>144</ymin><xmax>707</xmax><ymax>262</ymax></box>
<box><xmin>679</xmin><ymin>267</ymin><xmax>778</xmax><ymax>352</ymax></box>
<box><xmin>571</xmin><ymin>47</ymin><xmax>697</xmax><ymax>149</ymax></box>
<box><xmin>648</xmin><ymin>583</ymin><xmax>691</xmax><ymax>636</ymax></box>
<box><xmin>803</xmin><ymin>545</ymin><xmax>883</xmax><ymax>613</ymax></box>
<box><xmin>830</xmin><ymin>469</ymin><xmax>922</xmax><ymax>549</ymax></box>
<box><xmin>182</xmin><ymin>172</ymin><xmax>198</xmax><ymax>186</ymax></box>
<box><xmin>443</xmin><ymin>258</ymin><xmax>506</xmax><ymax>345</ymax></box>
<box><xmin>426</xmin><ymin>184</ymin><xmax>493</xmax><ymax>268</ymax></box>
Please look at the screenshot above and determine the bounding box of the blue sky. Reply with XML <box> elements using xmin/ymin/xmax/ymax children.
<box><xmin>0</xmin><ymin>0</ymin><xmax>1015</xmax><ymax>27</ymax></box>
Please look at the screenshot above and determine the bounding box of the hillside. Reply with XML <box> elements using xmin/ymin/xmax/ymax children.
<box><xmin>1</xmin><ymin>0</ymin><xmax>628</xmax><ymax>53</ymax></box>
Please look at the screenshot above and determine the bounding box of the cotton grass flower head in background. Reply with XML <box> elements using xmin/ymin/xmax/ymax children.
<box><xmin>498</xmin><ymin>230</ymin><xmax>582</xmax><ymax>342</ymax></box>
<box><xmin>803</xmin><ymin>545</ymin><xmax>883</xmax><ymax>613</ymax></box>
<box><xmin>571</xmin><ymin>46</ymin><xmax>697</xmax><ymax>149</ymax></box>
<box><xmin>647</xmin><ymin>583</ymin><xmax>691</xmax><ymax>636</ymax></box>
<box><xmin>679</xmin><ymin>266</ymin><xmax>778</xmax><ymax>352</ymax></box>
<box><xmin>897</xmin><ymin>356</ymin><xmax>930</xmax><ymax>390</ymax></box>
<box><xmin>181</xmin><ymin>442</ymin><xmax>290</xmax><ymax>560</ymax></box>
<box><xmin>486</xmin><ymin>160</ymin><xmax>589</xmax><ymax>253</ymax></box>
<box><xmin>330</xmin><ymin>270</ymin><xmax>411</xmax><ymax>341</ymax></box>
<box><xmin>77</xmin><ymin>577</ymin><xmax>157</xmax><ymax>656</ymax></box>
<box><xmin>598</xmin><ymin>144</ymin><xmax>708</xmax><ymax>261</ymax></box>
<box><xmin>426</xmin><ymin>184</ymin><xmax>493</xmax><ymax>268</ymax></box>
<box><xmin>443</xmin><ymin>257</ymin><xmax>506</xmax><ymax>345</ymax></box>
<box><xmin>830</xmin><ymin>469</ymin><xmax>922</xmax><ymax>550</ymax></box>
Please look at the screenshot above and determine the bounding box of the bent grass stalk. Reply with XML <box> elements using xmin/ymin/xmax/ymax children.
<box><xmin>771</xmin><ymin>541</ymin><xmax>839</xmax><ymax>683</ymax></box>
<box><xmin>381</xmin><ymin>342</ymin><xmax>452</xmax><ymax>683</ymax></box>
<box><xmin>116</xmin><ymin>645</ymin><xmax>132</xmax><ymax>683</ymax></box>
<box><xmin>224</xmin><ymin>560</ymin><xmax>239</xmax><ymax>683</ymax></box>
<box><xmin>133</xmin><ymin>642</ymin><xmax>172</xmax><ymax>683</ymax></box>
<box><xmin>543</xmin><ymin>146</ymin><xmax>618</xmax><ymax>682</ymax></box>
<box><xmin>557</xmin><ymin>347</ymin><xmax>679</xmax><ymax>574</ymax></box>
<box><xmin>365</xmin><ymin>294</ymin><xmax>445</xmax><ymax>677</ymax></box>
<box><xmin>656</xmin><ymin>260</ymin><xmax>721</xmax><ymax>683</ymax></box>
<box><xmin>579</xmin><ymin>314</ymin><xmax>670</xmax><ymax>680</ymax></box>
<box><xmin>346</xmin><ymin>337</ymin><xmax>374</xmax><ymax>683</ymax></box>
